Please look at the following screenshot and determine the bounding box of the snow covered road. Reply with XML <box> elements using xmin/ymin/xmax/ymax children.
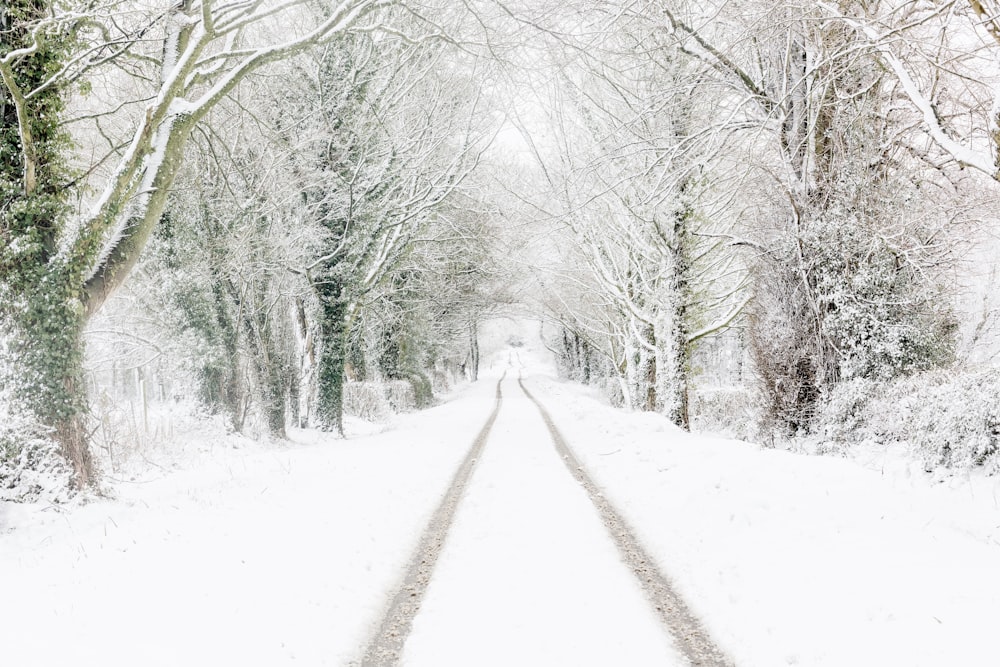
<box><xmin>6</xmin><ymin>336</ymin><xmax>1000</xmax><ymax>667</ymax></box>
<box><xmin>0</xmin><ymin>379</ymin><xmax>501</xmax><ymax>667</ymax></box>
<box><xmin>399</xmin><ymin>375</ymin><xmax>685</xmax><ymax>666</ymax></box>
<box><xmin>527</xmin><ymin>373</ymin><xmax>1000</xmax><ymax>667</ymax></box>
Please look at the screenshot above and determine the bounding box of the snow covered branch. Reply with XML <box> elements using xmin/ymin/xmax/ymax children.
<box><xmin>71</xmin><ymin>0</ymin><xmax>397</xmax><ymax>316</ymax></box>
<box><xmin>816</xmin><ymin>1</ymin><xmax>998</xmax><ymax>180</ymax></box>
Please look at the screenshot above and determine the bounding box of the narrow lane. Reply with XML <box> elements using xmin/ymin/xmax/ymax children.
<box><xmin>520</xmin><ymin>377</ymin><xmax>733</xmax><ymax>667</ymax></box>
<box><xmin>359</xmin><ymin>375</ymin><xmax>505</xmax><ymax>666</ymax></box>
<box><xmin>398</xmin><ymin>376</ymin><xmax>684</xmax><ymax>666</ymax></box>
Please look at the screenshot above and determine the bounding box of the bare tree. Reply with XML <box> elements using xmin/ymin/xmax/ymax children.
<box><xmin>509</xmin><ymin>4</ymin><xmax>748</xmax><ymax>427</ymax></box>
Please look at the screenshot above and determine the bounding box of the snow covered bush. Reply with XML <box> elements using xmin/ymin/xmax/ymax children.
<box><xmin>0</xmin><ymin>332</ymin><xmax>74</xmax><ymax>502</ymax></box>
<box><xmin>815</xmin><ymin>377</ymin><xmax>883</xmax><ymax>445</ymax></box>
<box><xmin>689</xmin><ymin>387</ymin><xmax>757</xmax><ymax>439</ymax></box>
<box><xmin>804</xmin><ymin>206</ymin><xmax>956</xmax><ymax>383</ymax></box>
<box><xmin>0</xmin><ymin>397</ymin><xmax>74</xmax><ymax>503</ymax></box>
<box><xmin>385</xmin><ymin>380</ymin><xmax>417</xmax><ymax>413</ymax></box>
<box><xmin>343</xmin><ymin>382</ymin><xmax>392</xmax><ymax>422</ymax></box>
<box><xmin>750</xmin><ymin>202</ymin><xmax>958</xmax><ymax>437</ymax></box>
<box><xmin>889</xmin><ymin>372</ymin><xmax>1000</xmax><ymax>471</ymax></box>
<box><xmin>342</xmin><ymin>380</ymin><xmax>420</xmax><ymax>422</ymax></box>
<box><xmin>818</xmin><ymin>371</ymin><xmax>1000</xmax><ymax>472</ymax></box>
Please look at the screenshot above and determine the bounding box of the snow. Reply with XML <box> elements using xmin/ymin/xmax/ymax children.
<box><xmin>4</xmin><ymin>320</ymin><xmax>1000</xmax><ymax>666</ymax></box>
<box><xmin>523</xmin><ymin>373</ymin><xmax>1000</xmax><ymax>666</ymax></box>
<box><xmin>401</xmin><ymin>374</ymin><xmax>682</xmax><ymax>666</ymax></box>
<box><xmin>0</xmin><ymin>379</ymin><xmax>498</xmax><ymax>666</ymax></box>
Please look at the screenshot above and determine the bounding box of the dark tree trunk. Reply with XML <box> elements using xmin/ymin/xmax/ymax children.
<box><xmin>262</xmin><ymin>360</ymin><xmax>289</xmax><ymax>439</ymax></box>
<box><xmin>199</xmin><ymin>279</ymin><xmax>244</xmax><ymax>431</ymax></box>
<box><xmin>10</xmin><ymin>279</ymin><xmax>97</xmax><ymax>488</ymax></box>
<box><xmin>314</xmin><ymin>276</ymin><xmax>348</xmax><ymax>436</ymax></box>
<box><xmin>257</xmin><ymin>311</ymin><xmax>291</xmax><ymax>441</ymax></box>
<box><xmin>640</xmin><ymin>322</ymin><xmax>657</xmax><ymax>412</ymax></box>
<box><xmin>669</xmin><ymin>199</ymin><xmax>693</xmax><ymax>431</ymax></box>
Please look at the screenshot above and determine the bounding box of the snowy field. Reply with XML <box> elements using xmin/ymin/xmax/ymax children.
<box><xmin>3</xmin><ymin>322</ymin><xmax>1000</xmax><ymax>666</ymax></box>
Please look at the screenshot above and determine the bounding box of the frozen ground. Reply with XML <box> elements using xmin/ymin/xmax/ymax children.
<box><xmin>3</xmin><ymin>319</ymin><xmax>1000</xmax><ymax>666</ymax></box>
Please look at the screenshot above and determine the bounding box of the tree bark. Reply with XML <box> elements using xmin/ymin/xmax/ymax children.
<box><xmin>314</xmin><ymin>277</ymin><xmax>349</xmax><ymax>436</ymax></box>
<box><xmin>8</xmin><ymin>279</ymin><xmax>97</xmax><ymax>487</ymax></box>
<box><xmin>469</xmin><ymin>319</ymin><xmax>480</xmax><ymax>382</ymax></box>
<box><xmin>640</xmin><ymin>322</ymin><xmax>657</xmax><ymax>412</ymax></box>
<box><xmin>667</xmin><ymin>200</ymin><xmax>692</xmax><ymax>431</ymax></box>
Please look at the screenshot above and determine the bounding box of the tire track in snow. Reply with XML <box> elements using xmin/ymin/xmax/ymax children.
<box><xmin>357</xmin><ymin>374</ymin><xmax>505</xmax><ymax>666</ymax></box>
<box><xmin>518</xmin><ymin>377</ymin><xmax>734</xmax><ymax>667</ymax></box>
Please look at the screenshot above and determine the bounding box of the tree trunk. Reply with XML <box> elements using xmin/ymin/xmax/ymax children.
<box><xmin>576</xmin><ymin>333</ymin><xmax>592</xmax><ymax>383</ymax></box>
<box><xmin>640</xmin><ymin>322</ymin><xmax>657</xmax><ymax>412</ymax></box>
<box><xmin>262</xmin><ymin>360</ymin><xmax>289</xmax><ymax>439</ymax></box>
<box><xmin>314</xmin><ymin>277</ymin><xmax>348</xmax><ymax>436</ymax></box>
<box><xmin>258</xmin><ymin>313</ymin><xmax>291</xmax><ymax>441</ymax></box>
<box><xmin>293</xmin><ymin>297</ymin><xmax>316</xmax><ymax>427</ymax></box>
<box><xmin>9</xmin><ymin>279</ymin><xmax>96</xmax><ymax>488</ymax></box>
<box><xmin>624</xmin><ymin>331</ymin><xmax>641</xmax><ymax>410</ymax></box>
<box><xmin>54</xmin><ymin>409</ymin><xmax>95</xmax><ymax>489</ymax></box>
<box><xmin>469</xmin><ymin>319</ymin><xmax>480</xmax><ymax>382</ymax></box>
<box><xmin>667</xmin><ymin>200</ymin><xmax>693</xmax><ymax>431</ymax></box>
<box><xmin>237</xmin><ymin>288</ymin><xmax>289</xmax><ymax>440</ymax></box>
<box><xmin>659</xmin><ymin>315</ymin><xmax>690</xmax><ymax>430</ymax></box>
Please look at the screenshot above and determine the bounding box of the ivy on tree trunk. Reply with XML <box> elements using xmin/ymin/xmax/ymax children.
<box><xmin>0</xmin><ymin>0</ymin><xmax>95</xmax><ymax>486</ymax></box>
<box><xmin>314</xmin><ymin>275</ymin><xmax>349</xmax><ymax>436</ymax></box>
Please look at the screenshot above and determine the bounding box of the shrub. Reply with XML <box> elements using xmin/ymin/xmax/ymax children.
<box><xmin>689</xmin><ymin>386</ymin><xmax>757</xmax><ymax>439</ymax></box>
<box><xmin>342</xmin><ymin>381</ymin><xmax>392</xmax><ymax>422</ymax></box>
<box><xmin>0</xmin><ymin>399</ymin><xmax>73</xmax><ymax>503</ymax></box>
<box><xmin>817</xmin><ymin>371</ymin><xmax>1000</xmax><ymax>472</ymax></box>
<box><xmin>342</xmin><ymin>380</ymin><xmax>421</xmax><ymax>422</ymax></box>
<box><xmin>385</xmin><ymin>380</ymin><xmax>416</xmax><ymax>413</ymax></box>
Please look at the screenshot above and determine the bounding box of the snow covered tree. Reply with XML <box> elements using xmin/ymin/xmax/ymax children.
<box><xmin>515</xmin><ymin>5</ymin><xmax>748</xmax><ymax>427</ymax></box>
<box><xmin>815</xmin><ymin>1</ymin><xmax>1000</xmax><ymax>183</ymax></box>
<box><xmin>139</xmin><ymin>122</ymin><xmax>302</xmax><ymax>438</ymax></box>
<box><xmin>645</xmin><ymin>1</ymin><xmax>962</xmax><ymax>432</ymax></box>
<box><xmin>0</xmin><ymin>0</ymin><xmax>84</xmax><ymax>480</ymax></box>
<box><xmin>0</xmin><ymin>0</ymin><xmax>107</xmax><ymax>481</ymax></box>
<box><xmin>0</xmin><ymin>0</ymin><xmax>450</xmax><ymax>486</ymax></box>
<box><xmin>258</xmin><ymin>33</ymin><xmax>495</xmax><ymax>434</ymax></box>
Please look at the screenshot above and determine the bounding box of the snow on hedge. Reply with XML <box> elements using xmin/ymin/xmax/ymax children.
<box><xmin>819</xmin><ymin>371</ymin><xmax>1000</xmax><ymax>472</ymax></box>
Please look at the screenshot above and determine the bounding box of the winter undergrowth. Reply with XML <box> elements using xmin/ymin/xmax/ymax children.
<box><xmin>690</xmin><ymin>386</ymin><xmax>758</xmax><ymax>440</ymax></box>
<box><xmin>0</xmin><ymin>397</ymin><xmax>74</xmax><ymax>504</ymax></box>
<box><xmin>818</xmin><ymin>371</ymin><xmax>1000</xmax><ymax>473</ymax></box>
<box><xmin>343</xmin><ymin>380</ymin><xmax>419</xmax><ymax>422</ymax></box>
<box><xmin>0</xmin><ymin>332</ymin><xmax>74</xmax><ymax>502</ymax></box>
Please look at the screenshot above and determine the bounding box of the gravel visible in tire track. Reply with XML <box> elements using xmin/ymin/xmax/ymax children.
<box><xmin>357</xmin><ymin>375</ymin><xmax>504</xmax><ymax>667</ymax></box>
<box><xmin>518</xmin><ymin>378</ymin><xmax>734</xmax><ymax>667</ymax></box>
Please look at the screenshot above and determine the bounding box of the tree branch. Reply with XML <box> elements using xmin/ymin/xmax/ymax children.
<box><xmin>816</xmin><ymin>1</ymin><xmax>998</xmax><ymax>180</ymax></box>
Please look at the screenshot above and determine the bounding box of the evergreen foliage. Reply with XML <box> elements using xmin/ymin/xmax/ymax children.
<box><xmin>0</xmin><ymin>0</ymin><xmax>95</xmax><ymax>484</ymax></box>
<box><xmin>747</xmin><ymin>20</ymin><xmax>958</xmax><ymax>434</ymax></box>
